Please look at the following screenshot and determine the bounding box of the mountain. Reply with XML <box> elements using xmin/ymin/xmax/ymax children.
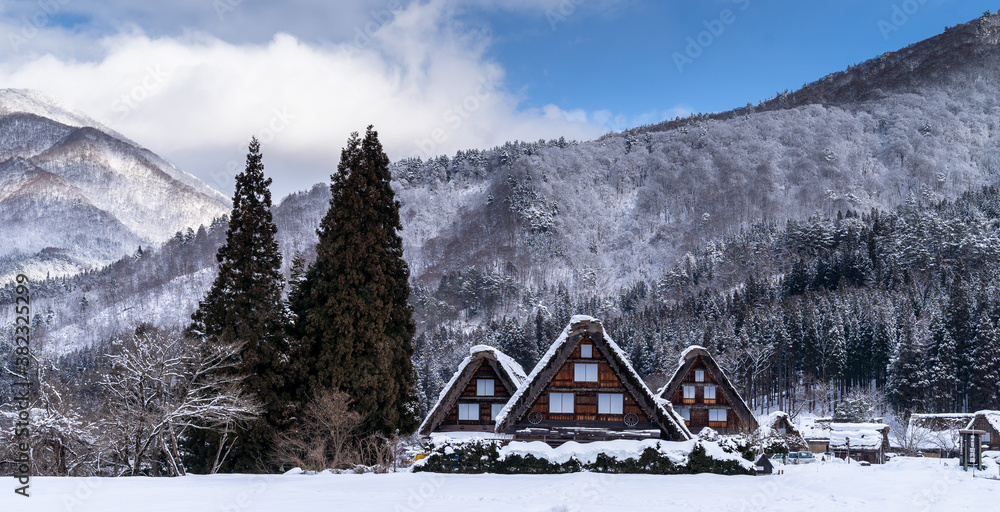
<box><xmin>7</xmin><ymin>12</ymin><xmax>1000</xmax><ymax>356</ymax></box>
<box><xmin>0</xmin><ymin>89</ymin><xmax>231</xmax><ymax>281</ymax></box>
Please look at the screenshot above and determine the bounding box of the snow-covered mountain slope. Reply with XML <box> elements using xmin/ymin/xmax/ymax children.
<box><xmin>0</xmin><ymin>89</ymin><xmax>231</xmax><ymax>281</ymax></box>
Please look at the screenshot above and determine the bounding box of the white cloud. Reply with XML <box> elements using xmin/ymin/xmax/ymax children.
<box><xmin>0</xmin><ymin>0</ymin><xmax>624</xmax><ymax>198</ymax></box>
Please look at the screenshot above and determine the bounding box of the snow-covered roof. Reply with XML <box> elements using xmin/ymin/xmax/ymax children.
<box><xmin>417</xmin><ymin>345</ymin><xmax>527</xmax><ymax>435</ymax></box>
<box><xmin>966</xmin><ymin>410</ymin><xmax>1000</xmax><ymax>433</ymax></box>
<box><xmin>828</xmin><ymin>423</ymin><xmax>889</xmax><ymax>450</ymax></box>
<box><xmin>495</xmin><ymin>315</ymin><xmax>592</xmax><ymax>427</ymax></box>
<box><xmin>469</xmin><ymin>345</ymin><xmax>528</xmax><ymax>386</ymax></box>
<box><xmin>677</xmin><ymin>345</ymin><xmax>708</xmax><ymax>369</ymax></box>
<box><xmin>495</xmin><ymin>315</ymin><xmax>690</xmax><ymax>439</ymax></box>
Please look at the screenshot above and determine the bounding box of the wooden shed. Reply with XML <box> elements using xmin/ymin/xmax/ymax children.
<box><xmin>418</xmin><ymin>345</ymin><xmax>527</xmax><ymax>436</ymax></box>
<box><xmin>965</xmin><ymin>411</ymin><xmax>1000</xmax><ymax>451</ymax></box>
<box><xmin>659</xmin><ymin>346</ymin><xmax>759</xmax><ymax>435</ymax></box>
<box><xmin>828</xmin><ymin>423</ymin><xmax>890</xmax><ymax>464</ymax></box>
<box><xmin>495</xmin><ymin>316</ymin><xmax>691</xmax><ymax>445</ymax></box>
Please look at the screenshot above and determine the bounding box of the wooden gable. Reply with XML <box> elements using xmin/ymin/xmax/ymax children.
<box><xmin>660</xmin><ymin>346</ymin><xmax>758</xmax><ymax>435</ymax></box>
<box><xmin>967</xmin><ymin>412</ymin><xmax>1000</xmax><ymax>450</ymax></box>
<box><xmin>418</xmin><ymin>347</ymin><xmax>525</xmax><ymax>435</ymax></box>
<box><xmin>496</xmin><ymin>316</ymin><xmax>690</xmax><ymax>444</ymax></box>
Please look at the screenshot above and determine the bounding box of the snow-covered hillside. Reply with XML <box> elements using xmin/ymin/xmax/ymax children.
<box><xmin>0</xmin><ymin>89</ymin><xmax>230</xmax><ymax>282</ymax></box>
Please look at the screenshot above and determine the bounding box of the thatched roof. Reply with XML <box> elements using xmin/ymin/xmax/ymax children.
<box><xmin>495</xmin><ymin>315</ymin><xmax>691</xmax><ymax>440</ymax></box>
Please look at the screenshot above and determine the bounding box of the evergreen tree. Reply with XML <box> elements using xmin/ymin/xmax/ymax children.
<box><xmin>888</xmin><ymin>322</ymin><xmax>926</xmax><ymax>413</ymax></box>
<box><xmin>185</xmin><ymin>138</ymin><xmax>290</xmax><ymax>472</ymax></box>
<box><xmin>970</xmin><ymin>314</ymin><xmax>1000</xmax><ymax>410</ymax></box>
<box><xmin>289</xmin><ymin>126</ymin><xmax>417</xmax><ymax>435</ymax></box>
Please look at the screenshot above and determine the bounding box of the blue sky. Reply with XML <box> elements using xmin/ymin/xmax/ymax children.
<box><xmin>0</xmin><ymin>0</ymin><xmax>996</xmax><ymax>196</ymax></box>
<box><xmin>469</xmin><ymin>0</ymin><xmax>999</xmax><ymax>127</ymax></box>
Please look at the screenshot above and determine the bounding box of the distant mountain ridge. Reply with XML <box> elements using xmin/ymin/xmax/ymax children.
<box><xmin>7</xmin><ymin>12</ymin><xmax>1000</xmax><ymax>354</ymax></box>
<box><xmin>0</xmin><ymin>89</ymin><xmax>231</xmax><ymax>282</ymax></box>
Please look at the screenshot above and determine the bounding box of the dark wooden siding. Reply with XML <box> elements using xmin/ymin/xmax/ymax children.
<box><xmin>519</xmin><ymin>337</ymin><xmax>650</xmax><ymax>428</ymax></box>
<box><xmin>437</xmin><ymin>360</ymin><xmax>513</xmax><ymax>431</ymax></box>
<box><xmin>669</xmin><ymin>354</ymin><xmax>742</xmax><ymax>433</ymax></box>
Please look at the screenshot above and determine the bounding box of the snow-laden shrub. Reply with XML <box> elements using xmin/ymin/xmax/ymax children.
<box><xmin>413</xmin><ymin>438</ymin><xmax>754</xmax><ymax>476</ymax></box>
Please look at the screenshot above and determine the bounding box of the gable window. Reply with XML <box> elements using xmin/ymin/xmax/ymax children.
<box><xmin>458</xmin><ymin>403</ymin><xmax>479</xmax><ymax>421</ymax></box>
<box><xmin>683</xmin><ymin>385</ymin><xmax>696</xmax><ymax>403</ymax></box>
<box><xmin>549</xmin><ymin>392</ymin><xmax>575</xmax><ymax>414</ymax></box>
<box><xmin>574</xmin><ymin>363</ymin><xmax>599</xmax><ymax>382</ymax></box>
<box><xmin>676</xmin><ymin>407</ymin><xmax>691</xmax><ymax>422</ymax></box>
<box><xmin>491</xmin><ymin>404</ymin><xmax>504</xmax><ymax>421</ymax></box>
<box><xmin>704</xmin><ymin>385</ymin><xmax>717</xmax><ymax>403</ymax></box>
<box><xmin>709</xmin><ymin>408</ymin><xmax>727</xmax><ymax>424</ymax></box>
<box><xmin>598</xmin><ymin>393</ymin><xmax>624</xmax><ymax>415</ymax></box>
<box><xmin>694</xmin><ymin>369</ymin><xmax>705</xmax><ymax>382</ymax></box>
<box><xmin>580</xmin><ymin>343</ymin><xmax>593</xmax><ymax>358</ymax></box>
<box><xmin>477</xmin><ymin>378</ymin><xmax>495</xmax><ymax>396</ymax></box>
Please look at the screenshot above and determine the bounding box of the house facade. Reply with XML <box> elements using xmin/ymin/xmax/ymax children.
<box><xmin>965</xmin><ymin>411</ymin><xmax>1000</xmax><ymax>451</ymax></box>
<box><xmin>659</xmin><ymin>346</ymin><xmax>758</xmax><ymax>435</ymax></box>
<box><xmin>495</xmin><ymin>316</ymin><xmax>691</xmax><ymax>445</ymax></box>
<box><xmin>418</xmin><ymin>346</ymin><xmax>526</xmax><ymax>436</ymax></box>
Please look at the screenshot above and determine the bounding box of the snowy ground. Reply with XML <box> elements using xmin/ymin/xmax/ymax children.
<box><xmin>3</xmin><ymin>457</ymin><xmax>998</xmax><ymax>512</ymax></box>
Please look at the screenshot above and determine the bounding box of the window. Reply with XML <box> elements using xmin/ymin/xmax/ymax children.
<box><xmin>983</xmin><ymin>431</ymin><xmax>992</xmax><ymax>443</ymax></box>
<box><xmin>709</xmin><ymin>409</ymin><xmax>727</xmax><ymax>423</ymax></box>
<box><xmin>694</xmin><ymin>369</ymin><xmax>705</xmax><ymax>382</ymax></box>
<box><xmin>676</xmin><ymin>408</ymin><xmax>691</xmax><ymax>422</ymax></box>
<box><xmin>491</xmin><ymin>404</ymin><xmax>504</xmax><ymax>421</ymax></box>
<box><xmin>575</xmin><ymin>363</ymin><xmax>598</xmax><ymax>382</ymax></box>
<box><xmin>458</xmin><ymin>403</ymin><xmax>479</xmax><ymax>421</ymax></box>
<box><xmin>477</xmin><ymin>379</ymin><xmax>495</xmax><ymax>396</ymax></box>
<box><xmin>683</xmin><ymin>385</ymin><xmax>696</xmax><ymax>402</ymax></box>
<box><xmin>704</xmin><ymin>385</ymin><xmax>716</xmax><ymax>401</ymax></box>
<box><xmin>549</xmin><ymin>393</ymin><xmax>575</xmax><ymax>414</ymax></box>
<box><xmin>598</xmin><ymin>393</ymin><xmax>624</xmax><ymax>414</ymax></box>
<box><xmin>580</xmin><ymin>343</ymin><xmax>593</xmax><ymax>358</ymax></box>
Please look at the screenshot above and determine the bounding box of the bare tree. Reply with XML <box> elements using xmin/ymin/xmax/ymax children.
<box><xmin>272</xmin><ymin>390</ymin><xmax>362</xmax><ymax>472</ymax></box>
<box><xmin>891</xmin><ymin>418</ymin><xmax>931</xmax><ymax>456</ymax></box>
<box><xmin>99</xmin><ymin>326</ymin><xmax>259</xmax><ymax>476</ymax></box>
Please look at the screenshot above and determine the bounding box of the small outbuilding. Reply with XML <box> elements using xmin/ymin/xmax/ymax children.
<box><xmin>828</xmin><ymin>422</ymin><xmax>890</xmax><ymax>464</ymax></box>
<box><xmin>418</xmin><ymin>345</ymin><xmax>527</xmax><ymax>436</ymax></box>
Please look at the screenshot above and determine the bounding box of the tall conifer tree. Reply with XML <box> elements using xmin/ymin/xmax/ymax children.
<box><xmin>186</xmin><ymin>138</ymin><xmax>291</xmax><ymax>472</ymax></box>
<box><xmin>290</xmin><ymin>126</ymin><xmax>417</xmax><ymax>435</ymax></box>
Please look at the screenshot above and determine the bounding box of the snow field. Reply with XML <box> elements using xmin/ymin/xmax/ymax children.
<box><xmin>4</xmin><ymin>457</ymin><xmax>998</xmax><ymax>512</ymax></box>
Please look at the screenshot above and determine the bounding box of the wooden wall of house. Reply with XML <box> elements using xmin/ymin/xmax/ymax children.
<box><xmin>518</xmin><ymin>338</ymin><xmax>651</xmax><ymax>429</ymax></box>
<box><xmin>668</xmin><ymin>355</ymin><xmax>743</xmax><ymax>433</ymax></box>
<box><xmin>970</xmin><ymin>416</ymin><xmax>1000</xmax><ymax>450</ymax></box>
<box><xmin>437</xmin><ymin>359</ymin><xmax>513</xmax><ymax>431</ymax></box>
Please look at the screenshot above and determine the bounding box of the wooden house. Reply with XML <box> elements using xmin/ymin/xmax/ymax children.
<box><xmin>495</xmin><ymin>316</ymin><xmax>691</xmax><ymax>445</ymax></box>
<box><xmin>659</xmin><ymin>346</ymin><xmax>758</xmax><ymax>435</ymax></box>
<box><xmin>828</xmin><ymin>423</ymin><xmax>890</xmax><ymax>464</ymax></box>
<box><xmin>965</xmin><ymin>411</ymin><xmax>1000</xmax><ymax>451</ymax></box>
<box><xmin>418</xmin><ymin>345</ymin><xmax>527</xmax><ymax>436</ymax></box>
